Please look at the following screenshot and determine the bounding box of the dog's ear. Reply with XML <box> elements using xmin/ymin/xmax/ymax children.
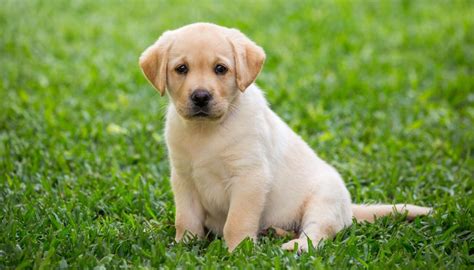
<box><xmin>139</xmin><ymin>31</ymin><xmax>174</xmax><ymax>96</ymax></box>
<box><xmin>227</xmin><ymin>29</ymin><xmax>266</xmax><ymax>92</ymax></box>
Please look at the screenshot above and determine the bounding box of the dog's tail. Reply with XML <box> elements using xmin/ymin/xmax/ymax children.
<box><xmin>352</xmin><ymin>204</ymin><xmax>432</xmax><ymax>223</ymax></box>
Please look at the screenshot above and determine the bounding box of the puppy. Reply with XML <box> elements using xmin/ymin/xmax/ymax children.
<box><xmin>139</xmin><ymin>23</ymin><xmax>432</xmax><ymax>252</ymax></box>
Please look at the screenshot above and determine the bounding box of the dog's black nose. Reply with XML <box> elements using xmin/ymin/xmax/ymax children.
<box><xmin>191</xmin><ymin>89</ymin><xmax>212</xmax><ymax>107</ymax></box>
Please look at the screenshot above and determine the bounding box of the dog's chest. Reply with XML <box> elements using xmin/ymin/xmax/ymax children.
<box><xmin>191</xmin><ymin>158</ymin><xmax>231</xmax><ymax>215</ymax></box>
<box><xmin>169</xmin><ymin>133</ymin><xmax>233</xmax><ymax>217</ymax></box>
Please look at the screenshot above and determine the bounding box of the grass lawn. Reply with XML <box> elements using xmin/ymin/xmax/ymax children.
<box><xmin>1</xmin><ymin>0</ymin><xmax>473</xmax><ymax>268</ymax></box>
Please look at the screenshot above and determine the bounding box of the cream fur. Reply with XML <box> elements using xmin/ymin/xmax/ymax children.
<box><xmin>139</xmin><ymin>23</ymin><xmax>432</xmax><ymax>252</ymax></box>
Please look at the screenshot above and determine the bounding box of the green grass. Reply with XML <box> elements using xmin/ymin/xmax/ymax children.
<box><xmin>1</xmin><ymin>0</ymin><xmax>473</xmax><ymax>268</ymax></box>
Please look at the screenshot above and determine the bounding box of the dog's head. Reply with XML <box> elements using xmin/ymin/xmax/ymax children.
<box><xmin>139</xmin><ymin>23</ymin><xmax>265</xmax><ymax>121</ymax></box>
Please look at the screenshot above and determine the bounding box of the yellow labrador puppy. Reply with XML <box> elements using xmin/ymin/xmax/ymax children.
<box><xmin>139</xmin><ymin>23</ymin><xmax>431</xmax><ymax>252</ymax></box>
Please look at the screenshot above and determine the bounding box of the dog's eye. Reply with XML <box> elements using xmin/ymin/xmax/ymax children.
<box><xmin>175</xmin><ymin>64</ymin><xmax>188</xmax><ymax>75</ymax></box>
<box><xmin>214</xmin><ymin>64</ymin><xmax>228</xmax><ymax>75</ymax></box>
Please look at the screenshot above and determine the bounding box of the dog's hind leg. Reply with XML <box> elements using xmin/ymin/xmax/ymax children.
<box><xmin>281</xmin><ymin>194</ymin><xmax>352</xmax><ymax>252</ymax></box>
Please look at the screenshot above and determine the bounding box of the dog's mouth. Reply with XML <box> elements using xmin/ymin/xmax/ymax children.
<box><xmin>192</xmin><ymin>111</ymin><xmax>210</xmax><ymax>117</ymax></box>
<box><xmin>187</xmin><ymin>109</ymin><xmax>224</xmax><ymax>121</ymax></box>
<box><xmin>180</xmin><ymin>104</ymin><xmax>226</xmax><ymax>121</ymax></box>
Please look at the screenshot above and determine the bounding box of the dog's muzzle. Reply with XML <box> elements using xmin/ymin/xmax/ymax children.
<box><xmin>190</xmin><ymin>89</ymin><xmax>212</xmax><ymax>117</ymax></box>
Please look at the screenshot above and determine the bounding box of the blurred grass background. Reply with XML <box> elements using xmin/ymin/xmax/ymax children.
<box><xmin>1</xmin><ymin>0</ymin><xmax>473</xmax><ymax>268</ymax></box>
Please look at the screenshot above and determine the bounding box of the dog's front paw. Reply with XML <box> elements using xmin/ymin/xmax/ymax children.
<box><xmin>175</xmin><ymin>229</ymin><xmax>201</xmax><ymax>244</ymax></box>
<box><xmin>281</xmin><ymin>238</ymin><xmax>310</xmax><ymax>253</ymax></box>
